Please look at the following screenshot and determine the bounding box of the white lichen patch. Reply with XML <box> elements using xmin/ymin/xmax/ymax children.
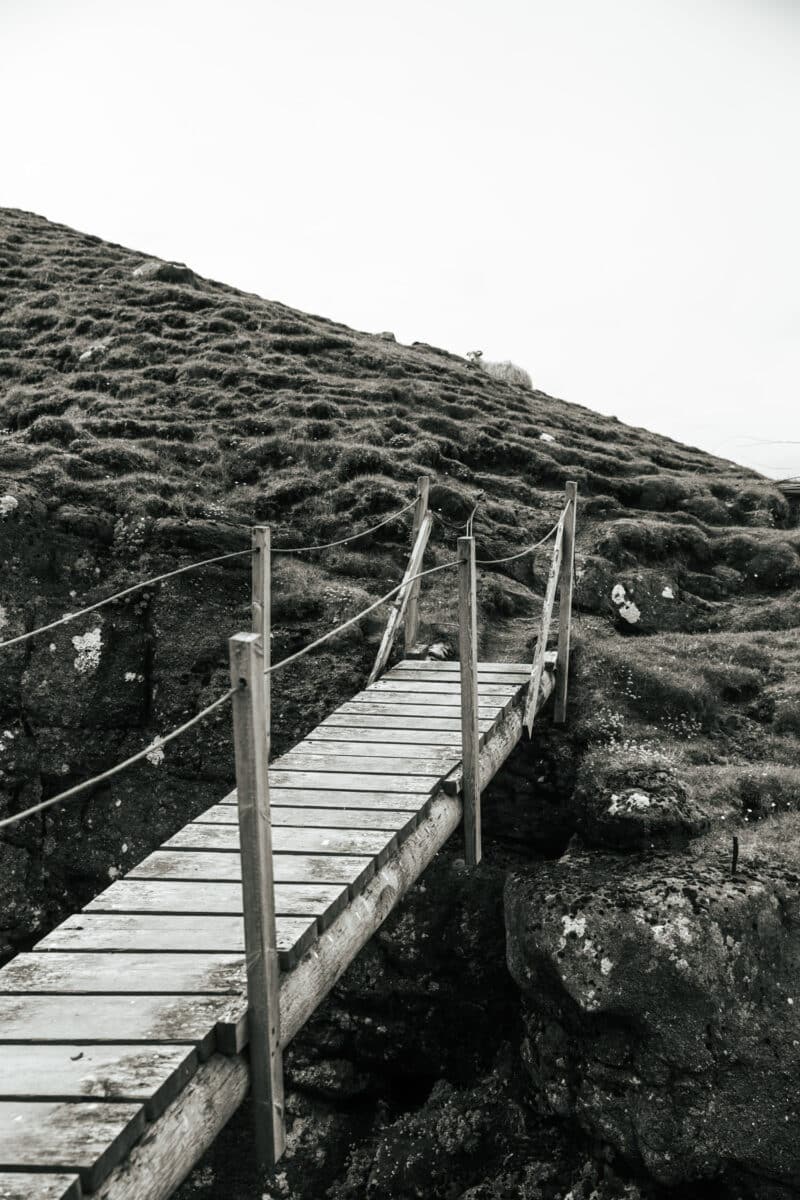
<box><xmin>608</xmin><ymin>790</ymin><xmax>652</xmax><ymax>815</ymax></box>
<box><xmin>559</xmin><ymin>913</ymin><xmax>587</xmax><ymax>950</ymax></box>
<box><xmin>600</xmin><ymin>956</ymin><xmax>614</xmax><ymax>976</ymax></box>
<box><xmin>124</xmin><ymin>671</ymin><xmax>145</xmax><ymax>684</ymax></box>
<box><xmin>611</xmin><ymin>581</ymin><xmax>641</xmax><ymax>624</ymax></box>
<box><xmin>0</xmin><ymin>494</ymin><xmax>19</xmax><ymax>518</ymax></box>
<box><xmin>0</xmin><ymin>605</ymin><xmax>6</xmax><ymax>633</ymax></box>
<box><xmin>662</xmin><ymin>585</ymin><xmax>675</xmax><ymax>599</ymax></box>
<box><xmin>652</xmin><ymin>911</ymin><xmax>694</xmax><ymax>949</ymax></box>
<box><xmin>145</xmin><ymin>738</ymin><xmax>165</xmax><ymax>767</ymax></box>
<box><xmin>72</xmin><ymin>627</ymin><xmax>102</xmax><ymax>674</ymax></box>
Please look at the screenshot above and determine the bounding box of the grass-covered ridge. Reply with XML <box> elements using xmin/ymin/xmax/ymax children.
<box><xmin>0</xmin><ymin>204</ymin><xmax>798</xmax><ymax>958</ymax></box>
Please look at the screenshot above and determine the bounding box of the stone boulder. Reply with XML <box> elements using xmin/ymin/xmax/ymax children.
<box><xmin>505</xmin><ymin>848</ymin><xmax>800</xmax><ymax>1196</ymax></box>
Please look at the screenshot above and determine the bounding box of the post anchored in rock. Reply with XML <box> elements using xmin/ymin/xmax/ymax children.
<box><xmin>228</xmin><ymin>628</ymin><xmax>285</xmax><ymax>1168</ymax></box>
<box><xmin>457</xmin><ymin>534</ymin><xmax>481</xmax><ymax>865</ymax></box>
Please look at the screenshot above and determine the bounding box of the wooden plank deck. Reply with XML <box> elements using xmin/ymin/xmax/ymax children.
<box><xmin>0</xmin><ymin>656</ymin><xmax>554</xmax><ymax>1197</ymax></box>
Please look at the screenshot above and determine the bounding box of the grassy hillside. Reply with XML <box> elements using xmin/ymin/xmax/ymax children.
<box><xmin>1</xmin><ymin>205</ymin><xmax>799</xmax><ymax>944</ymax></box>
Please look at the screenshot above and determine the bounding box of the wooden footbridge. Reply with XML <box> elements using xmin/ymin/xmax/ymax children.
<box><xmin>0</xmin><ymin>480</ymin><xmax>577</xmax><ymax>1200</ymax></box>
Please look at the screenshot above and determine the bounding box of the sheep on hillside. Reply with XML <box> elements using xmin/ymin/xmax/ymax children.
<box><xmin>466</xmin><ymin>349</ymin><xmax>532</xmax><ymax>389</ymax></box>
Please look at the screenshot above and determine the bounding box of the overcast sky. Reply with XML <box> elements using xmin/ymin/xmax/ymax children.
<box><xmin>2</xmin><ymin>0</ymin><xmax>797</xmax><ymax>478</ymax></box>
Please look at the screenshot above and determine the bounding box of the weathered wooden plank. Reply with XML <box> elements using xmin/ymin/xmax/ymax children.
<box><xmin>404</xmin><ymin>476</ymin><xmax>430</xmax><ymax>654</ymax></box>
<box><xmin>0</xmin><ymin>1044</ymin><xmax>197</xmax><ymax>1121</ymax></box>
<box><xmin>269</xmin><ymin>770</ymin><xmax>437</xmax><ymax>795</ymax></box>
<box><xmin>222</xmin><ymin>787</ymin><xmax>430</xmax><ymax>811</ymax></box>
<box><xmin>0</xmin><ymin>1101</ymin><xmax>145</xmax><ymax>1192</ymax></box>
<box><xmin>197</xmin><ymin>803</ymin><xmax>420</xmax><ymax>838</ymax></box>
<box><xmin>164</xmin><ymin>824</ymin><xmax>398</xmax><ymax>869</ymax></box>
<box><xmin>290</xmin><ymin>738</ymin><xmax>463</xmax><ymax>760</ymax></box>
<box><xmin>524</xmin><ymin>514</ymin><xmax>566</xmax><ymax>734</ymax></box>
<box><xmin>334</xmin><ymin>699</ymin><xmax>508</xmax><ymax>719</ymax></box>
<box><xmin>554</xmin><ymin>482</ymin><xmax>577</xmax><ymax>723</ymax></box>
<box><xmin>0</xmin><ymin>952</ymin><xmax>244</xmax><ymax>996</ymax></box>
<box><xmin>0</xmin><ymin>994</ymin><xmax>240</xmax><ymax>1057</ymax></box>
<box><xmin>84</xmin><ymin>880</ymin><xmax>348</xmax><ymax>924</ymax></box>
<box><xmin>34</xmin><ymin>913</ymin><xmax>318</xmax><ymax>968</ymax></box>
<box><xmin>128</xmin><ymin>850</ymin><xmax>375</xmax><ymax>894</ymax></box>
<box><xmin>0</xmin><ymin>1172</ymin><xmax>82</xmax><ymax>1200</ymax></box>
<box><xmin>368</xmin><ymin>510</ymin><xmax>433</xmax><ymax>684</ymax></box>
<box><xmin>271</xmin><ymin>755</ymin><xmax>448</xmax><ymax>777</ymax></box>
<box><xmin>310</xmin><ymin>725</ymin><xmax>463</xmax><ymax>745</ymax></box>
<box><xmin>395</xmin><ymin>660</ymin><xmax>529</xmax><ymax>672</ymax></box>
<box><xmin>369</xmin><ymin>679</ymin><xmax>519</xmax><ymax>698</ymax></box>
<box><xmin>387</xmin><ymin>670</ymin><xmax>528</xmax><ymax>685</ymax></box>
<box><xmin>321</xmin><ymin>713</ymin><xmax>494</xmax><ymax>733</ymax></box>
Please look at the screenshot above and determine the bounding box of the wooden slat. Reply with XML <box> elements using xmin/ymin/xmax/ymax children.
<box><xmin>387</xmin><ymin>670</ymin><xmax>528</xmax><ymax>685</ymax></box>
<box><xmin>0</xmin><ymin>1101</ymin><xmax>145</xmax><ymax>1192</ymax></box>
<box><xmin>268</xmin><ymin>786</ymin><xmax>429</xmax><ymax>809</ymax></box>
<box><xmin>269</xmin><ymin>770</ymin><xmax>437</xmax><ymax>794</ymax></box>
<box><xmin>289</xmin><ymin>738</ymin><xmax>463</xmax><ymax>760</ymax></box>
<box><xmin>164</xmin><ymin>824</ymin><xmax>399</xmax><ymax>869</ymax></box>
<box><xmin>321</xmin><ymin>713</ymin><xmax>494</xmax><ymax>733</ymax></box>
<box><xmin>0</xmin><ymin>953</ymin><xmax>244</xmax><ymax>996</ymax></box>
<box><xmin>0</xmin><ymin>994</ymin><xmax>240</xmax><ymax>1057</ymax></box>
<box><xmin>310</xmin><ymin>725</ymin><xmax>463</xmax><ymax>745</ymax></box>
<box><xmin>34</xmin><ymin>913</ymin><xmax>318</xmax><ymax>969</ymax></box>
<box><xmin>0</xmin><ymin>1172</ymin><xmax>82</xmax><ymax>1200</ymax></box>
<box><xmin>271</xmin><ymin>755</ymin><xmax>447</xmax><ymax>777</ymax></box>
<box><xmin>0</xmin><ymin>1044</ymin><xmax>197</xmax><ymax>1121</ymax></box>
<box><xmin>395</xmin><ymin>659</ymin><xmax>529</xmax><ymax>671</ymax></box>
<box><xmin>369</xmin><ymin>679</ymin><xmax>518</xmax><ymax>697</ymax></box>
<box><xmin>84</xmin><ymin>880</ymin><xmax>348</xmax><ymax>924</ymax></box>
<box><xmin>333</xmin><ymin>699</ymin><xmax>508</xmax><ymax>719</ymax></box>
<box><xmin>128</xmin><ymin>850</ymin><xmax>375</xmax><ymax>894</ymax></box>
<box><xmin>196</xmin><ymin>803</ymin><xmax>420</xmax><ymax>838</ymax></box>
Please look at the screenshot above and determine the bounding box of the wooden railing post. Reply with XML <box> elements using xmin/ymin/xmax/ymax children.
<box><xmin>554</xmin><ymin>482</ymin><xmax>577</xmax><ymax>724</ymax></box>
<box><xmin>523</xmin><ymin>509</ymin><xmax>566</xmax><ymax>737</ymax></box>
<box><xmin>457</xmin><ymin>535</ymin><xmax>481</xmax><ymax>866</ymax></box>
<box><xmin>252</xmin><ymin>526</ymin><xmax>270</xmax><ymax>718</ymax></box>
<box><xmin>404</xmin><ymin>476</ymin><xmax>430</xmax><ymax>654</ymax></box>
<box><xmin>228</xmin><ymin>630</ymin><xmax>285</xmax><ymax>1168</ymax></box>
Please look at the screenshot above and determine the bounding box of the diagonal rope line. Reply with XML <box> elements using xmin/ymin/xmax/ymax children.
<box><xmin>272</xmin><ymin>499</ymin><xmax>416</xmax><ymax>553</ymax></box>
<box><xmin>265</xmin><ymin>559</ymin><xmax>460</xmax><ymax>676</ymax></box>
<box><xmin>475</xmin><ymin>516</ymin><xmax>563</xmax><ymax>565</ymax></box>
<box><xmin>0</xmin><ymin>549</ymin><xmax>254</xmax><ymax>652</ymax></box>
<box><xmin>0</xmin><ymin>688</ymin><xmax>236</xmax><ymax>830</ymax></box>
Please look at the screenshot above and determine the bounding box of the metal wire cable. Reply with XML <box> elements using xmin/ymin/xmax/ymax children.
<box><xmin>0</xmin><ymin>688</ymin><xmax>236</xmax><ymax>830</ymax></box>
<box><xmin>475</xmin><ymin>515</ymin><xmax>563</xmax><ymax>565</ymax></box>
<box><xmin>0</xmin><ymin>549</ymin><xmax>254</xmax><ymax>652</ymax></box>
<box><xmin>272</xmin><ymin>499</ymin><xmax>416</xmax><ymax>553</ymax></box>
<box><xmin>265</xmin><ymin>558</ymin><xmax>460</xmax><ymax>676</ymax></box>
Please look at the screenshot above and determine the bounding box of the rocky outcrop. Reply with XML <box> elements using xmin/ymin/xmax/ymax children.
<box><xmin>505</xmin><ymin>848</ymin><xmax>800</xmax><ymax>1197</ymax></box>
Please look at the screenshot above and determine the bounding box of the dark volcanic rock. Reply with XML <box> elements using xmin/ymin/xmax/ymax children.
<box><xmin>505</xmin><ymin>848</ymin><xmax>800</xmax><ymax>1195</ymax></box>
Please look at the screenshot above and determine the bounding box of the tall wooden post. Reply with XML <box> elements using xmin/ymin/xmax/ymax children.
<box><xmin>228</xmin><ymin>631</ymin><xmax>285</xmax><ymax>1168</ymax></box>
<box><xmin>457</xmin><ymin>536</ymin><xmax>481</xmax><ymax>865</ymax></box>
<box><xmin>554</xmin><ymin>482</ymin><xmax>577</xmax><ymax>724</ymax></box>
<box><xmin>252</xmin><ymin>526</ymin><xmax>270</xmax><ymax>718</ymax></box>
<box><xmin>404</xmin><ymin>476</ymin><xmax>430</xmax><ymax>654</ymax></box>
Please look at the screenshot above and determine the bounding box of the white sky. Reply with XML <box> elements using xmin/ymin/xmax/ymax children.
<box><xmin>2</xmin><ymin>0</ymin><xmax>798</xmax><ymax>478</ymax></box>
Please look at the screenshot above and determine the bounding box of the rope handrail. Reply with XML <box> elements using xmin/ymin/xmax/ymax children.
<box><xmin>265</xmin><ymin>558</ymin><xmax>460</xmax><ymax>676</ymax></box>
<box><xmin>0</xmin><ymin>549</ymin><xmax>254</xmax><ymax>652</ymax></box>
<box><xmin>0</xmin><ymin>557</ymin><xmax>460</xmax><ymax>830</ymax></box>
<box><xmin>0</xmin><ymin>688</ymin><xmax>236</xmax><ymax>831</ymax></box>
<box><xmin>475</xmin><ymin>513</ymin><xmax>564</xmax><ymax>565</ymax></box>
<box><xmin>273</xmin><ymin>499</ymin><xmax>416</xmax><ymax>553</ymax></box>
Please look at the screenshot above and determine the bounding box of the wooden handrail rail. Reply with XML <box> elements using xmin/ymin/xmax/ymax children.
<box><xmin>368</xmin><ymin>509</ymin><xmax>434</xmax><ymax>684</ymax></box>
<box><xmin>523</xmin><ymin>501</ymin><xmax>569</xmax><ymax>736</ymax></box>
